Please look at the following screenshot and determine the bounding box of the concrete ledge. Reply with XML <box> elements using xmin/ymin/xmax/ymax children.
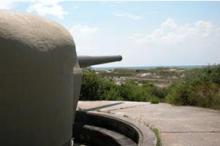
<box><xmin>73</xmin><ymin>111</ymin><xmax>156</xmax><ymax>146</ymax></box>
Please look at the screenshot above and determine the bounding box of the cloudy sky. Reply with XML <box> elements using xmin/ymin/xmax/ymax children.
<box><xmin>1</xmin><ymin>1</ymin><xmax>220</xmax><ymax>67</ymax></box>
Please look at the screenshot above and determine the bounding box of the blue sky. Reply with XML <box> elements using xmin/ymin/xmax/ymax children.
<box><xmin>1</xmin><ymin>1</ymin><xmax>220</xmax><ymax>67</ymax></box>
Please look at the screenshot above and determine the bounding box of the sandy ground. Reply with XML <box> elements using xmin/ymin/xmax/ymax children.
<box><xmin>78</xmin><ymin>101</ymin><xmax>220</xmax><ymax>146</ymax></box>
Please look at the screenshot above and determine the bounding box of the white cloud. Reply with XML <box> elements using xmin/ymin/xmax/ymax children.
<box><xmin>113</xmin><ymin>12</ymin><xmax>143</xmax><ymax>20</ymax></box>
<box><xmin>27</xmin><ymin>1</ymin><xmax>67</xmax><ymax>19</ymax></box>
<box><xmin>131</xmin><ymin>18</ymin><xmax>220</xmax><ymax>45</ymax></box>
<box><xmin>128</xmin><ymin>18</ymin><xmax>220</xmax><ymax>66</ymax></box>
<box><xmin>0</xmin><ymin>0</ymin><xmax>68</xmax><ymax>19</ymax></box>
<box><xmin>0</xmin><ymin>2</ymin><xmax>12</xmax><ymax>9</ymax></box>
<box><xmin>0</xmin><ymin>0</ymin><xmax>24</xmax><ymax>9</ymax></box>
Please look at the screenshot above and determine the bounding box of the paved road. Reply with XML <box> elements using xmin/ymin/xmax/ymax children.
<box><xmin>78</xmin><ymin>101</ymin><xmax>220</xmax><ymax>146</ymax></box>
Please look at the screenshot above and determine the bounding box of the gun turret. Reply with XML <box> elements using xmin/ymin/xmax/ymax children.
<box><xmin>78</xmin><ymin>55</ymin><xmax>122</xmax><ymax>67</ymax></box>
<box><xmin>0</xmin><ymin>10</ymin><xmax>123</xmax><ymax>146</ymax></box>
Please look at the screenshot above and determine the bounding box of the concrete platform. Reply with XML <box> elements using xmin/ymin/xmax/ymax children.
<box><xmin>73</xmin><ymin>111</ymin><xmax>156</xmax><ymax>146</ymax></box>
<box><xmin>78</xmin><ymin>101</ymin><xmax>220</xmax><ymax>146</ymax></box>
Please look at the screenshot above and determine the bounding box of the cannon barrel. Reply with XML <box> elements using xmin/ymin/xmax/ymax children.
<box><xmin>78</xmin><ymin>55</ymin><xmax>122</xmax><ymax>67</ymax></box>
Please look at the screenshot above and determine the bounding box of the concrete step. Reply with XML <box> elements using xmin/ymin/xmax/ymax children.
<box><xmin>73</xmin><ymin>123</ymin><xmax>137</xmax><ymax>146</ymax></box>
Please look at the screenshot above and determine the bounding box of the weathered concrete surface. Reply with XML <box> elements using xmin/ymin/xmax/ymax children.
<box><xmin>78</xmin><ymin>101</ymin><xmax>220</xmax><ymax>146</ymax></box>
<box><xmin>0</xmin><ymin>10</ymin><xmax>75</xmax><ymax>146</ymax></box>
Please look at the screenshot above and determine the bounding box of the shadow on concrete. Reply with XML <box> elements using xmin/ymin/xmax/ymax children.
<box><xmin>81</xmin><ymin>102</ymin><xmax>124</xmax><ymax>112</ymax></box>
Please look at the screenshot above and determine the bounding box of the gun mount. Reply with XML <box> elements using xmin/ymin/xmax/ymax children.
<box><xmin>0</xmin><ymin>10</ymin><xmax>122</xmax><ymax>146</ymax></box>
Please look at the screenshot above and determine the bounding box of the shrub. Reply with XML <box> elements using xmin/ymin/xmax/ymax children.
<box><xmin>80</xmin><ymin>65</ymin><xmax>220</xmax><ymax>109</ymax></box>
<box><xmin>205</xmin><ymin>65</ymin><xmax>220</xmax><ymax>84</ymax></box>
<box><xmin>99</xmin><ymin>78</ymin><xmax>122</xmax><ymax>100</ymax></box>
<box><xmin>119</xmin><ymin>81</ymin><xmax>148</xmax><ymax>101</ymax></box>
<box><xmin>188</xmin><ymin>82</ymin><xmax>220</xmax><ymax>108</ymax></box>
<box><xmin>80</xmin><ymin>70</ymin><xmax>100</xmax><ymax>100</ymax></box>
<box><xmin>166</xmin><ymin>65</ymin><xmax>220</xmax><ymax>109</ymax></box>
<box><xmin>150</xmin><ymin>96</ymin><xmax>160</xmax><ymax>104</ymax></box>
<box><xmin>166</xmin><ymin>81</ymin><xmax>191</xmax><ymax>105</ymax></box>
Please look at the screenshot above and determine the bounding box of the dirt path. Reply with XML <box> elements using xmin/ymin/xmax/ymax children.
<box><xmin>78</xmin><ymin>101</ymin><xmax>220</xmax><ymax>146</ymax></box>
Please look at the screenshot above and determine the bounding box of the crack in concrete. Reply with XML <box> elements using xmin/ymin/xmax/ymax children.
<box><xmin>102</xmin><ymin>104</ymin><xmax>146</xmax><ymax>112</ymax></box>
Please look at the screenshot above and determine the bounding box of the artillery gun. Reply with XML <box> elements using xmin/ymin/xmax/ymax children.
<box><xmin>0</xmin><ymin>10</ymin><xmax>122</xmax><ymax>146</ymax></box>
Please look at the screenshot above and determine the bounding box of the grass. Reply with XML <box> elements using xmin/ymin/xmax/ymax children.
<box><xmin>151</xmin><ymin>127</ymin><xmax>162</xmax><ymax>146</ymax></box>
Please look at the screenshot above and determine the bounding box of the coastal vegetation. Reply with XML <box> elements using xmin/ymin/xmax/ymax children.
<box><xmin>80</xmin><ymin>65</ymin><xmax>220</xmax><ymax>109</ymax></box>
<box><xmin>166</xmin><ymin>65</ymin><xmax>220</xmax><ymax>108</ymax></box>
